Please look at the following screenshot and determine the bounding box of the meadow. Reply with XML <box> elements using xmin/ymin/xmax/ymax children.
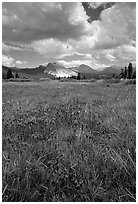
<box><xmin>2</xmin><ymin>80</ymin><xmax>136</xmax><ymax>202</ymax></box>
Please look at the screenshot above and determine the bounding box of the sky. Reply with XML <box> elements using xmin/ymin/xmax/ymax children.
<box><xmin>2</xmin><ymin>2</ymin><xmax>136</xmax><ymax>69</ymax></box>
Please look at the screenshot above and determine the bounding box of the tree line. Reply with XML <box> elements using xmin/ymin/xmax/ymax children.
<box><xmin>120</xmin><ymin>63</ymin><xmax>136</xmax><ymax>79</ymax></box>
<box><xmin>3</xmin><ymin>63</ymin><xmax>136</xmax><ymax>80</ymax></box>
<box><xmin>3</xmin><ymin>69</ymin><xmax>19</xmax><ymax>79</ymax></box>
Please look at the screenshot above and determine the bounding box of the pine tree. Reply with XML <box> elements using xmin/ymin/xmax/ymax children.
<box><xmin>132</xmin><ymin>70</ymin><xmax>136</xmax><ymax>79</ymax></box>
<box><xmin>6</xmin><ymin>69</ymin><xmax>13</xmax><ymax>79</ymax></box>
<box><xmin>124</xmin><ymin>66</ymin><xmax>127</xmax><ymax>79</ymax></box>
<box><xmin>2</xmin><ymin>73</ymin><xmax>6</xmax><ymax>79</ymax></box>
<box><xmin>15</xmin><ymin>72</ymin><xmax>19</xmax><ymax>78</ymax></box>
<box><xmin>77</xmin><ymin>72</ymin><xmax>81</xmax><ymax>80</ymax></box>
<box><xmin>120</xmin><ymin>68</ymin><xmax>124</xmax><ymax>79</ymax></box>
<box><xmin>128</xmin><ymin>63</ymin><xmax>133</xmax><ymax>79</ymax></box>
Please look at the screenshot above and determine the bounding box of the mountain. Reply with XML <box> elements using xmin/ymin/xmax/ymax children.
<box><xmin>100</xmin><ymin>65</ymin><xmax>123</xmax><ymax>75</ymax></box>
<box><xmin>2</xmin><ymin>63</ymin><xmax>78</xmax><ymax>79</ymax></box>
<box><xmin>69</xmin><ymin>64</ymin><xmax>97</xmax><ymax>74</ymax></box>
<box><xmin>3</xmin><ymin>63</ymin><xmax>132</xmax><ymax>80</ymax></box>
<box><xmin>2</xmin><ymin>65</ymin><xmax>55</xmax><ymax>80</ymax></box>
<box><xmin>2</xmin><ymin>65</ymin><xmax>46</xmax><ymax>74</ymax></box>
<box><xmin>44</xmin><ymin>62</ymin><xmax>78</xmax><ymax>78</ymax></box>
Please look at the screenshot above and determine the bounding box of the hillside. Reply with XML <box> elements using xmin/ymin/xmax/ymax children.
<box><xmin>70</xmin><ymin>64</ymin><xmax>97</xmax><ymax>74</ymax></box>
<box><xmin>2</xmin><ymin>63</ymin><xmax>78</xmax><ymax>79</ymax></box>
<box><xmin>101</xmin><ymin>65</ymin><xmax>123</xmax><ymax>75</ymax></box>
<box><xmin>44</xmin><ymin>62</ymin><xmax>78</xmax><ymax>78</ymax></box>
<box><xmin>2</xmin><ymin>65</ymin><xmax>55</xmax><ymax>80</ymax></box>
<box><xmin>3</xmin><ymin>63</ymin><xmax>134</xmax><ymax>80</ymax></box>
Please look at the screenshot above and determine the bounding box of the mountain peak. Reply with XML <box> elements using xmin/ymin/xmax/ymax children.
<box><xmin>79</xmin><ymin>64</ymin><xmax>89</xmax><ymax>67</ymax></box>
<box><xmin>70</xmin><ymin>64</ymin><xmax>97</xmax><ymax>74</ymax></box>
<box><xmin>101</xmin><ymin>65</ymin><xmax>124</xmax><ymax>74</ymax></box>
<box><xmin>44</xmin><ymin>62</ymin><xmax>77</xmax><ymax>77</ymax></box>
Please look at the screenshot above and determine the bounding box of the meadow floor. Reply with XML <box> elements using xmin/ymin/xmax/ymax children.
<box><xmin>2</xmin><ymin>80</ymin><xmax>136</xmax><ymax>201</ymax></box>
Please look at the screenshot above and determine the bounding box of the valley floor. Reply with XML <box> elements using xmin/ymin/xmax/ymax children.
<box><xmin>2</xmin><ymin>80</ymin><xmax>136</xmax><ymax>201</ymax></box>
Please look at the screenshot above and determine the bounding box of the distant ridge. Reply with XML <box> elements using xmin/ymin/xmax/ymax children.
<box><xmin>100</xmin><ymin>65</ymin><xmax>124</xmax><ymax>75</ymax></box>
<box><xmin>2</xmin><ymin>65</ymin><xmax>55</xmax><ymax>80</ymax></box>
<box><xmin>69</xmin><ymin>64</ymin><xmax>97</xmax><ymax>74</ymax></box>
<box><xmin>3</xmin><ymin>63</ymin><xmax>132</xmax><ymax>80</ymax></box>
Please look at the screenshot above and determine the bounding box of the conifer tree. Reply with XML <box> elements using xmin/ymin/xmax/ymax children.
<box><xmin>120</xmin><ymin>68</ymin><xmax>124</xmax><ymax>79</ymax></box>
<box><xmin>124</xmin><ymin>66</ymin><xmax>127</xmax><ymax>79</ymax></box>
<box><xmin>6</xmin><ymin>69</ymin><xmax>13</xmax><ymax>79</ymax></box>
<box><xmin>128</xmin><ymin>63</ymin><xmax>133</xmax><ymax>79</ymax></box>
<box><xmin>15</xmin><ymin>72</ymin><xmax>19</xmax><ymax>78</ymax></box>
<box><xmin>77</xmin><ymin>72</ymin><xmax>81</xmax><ymax>80</ymax></box>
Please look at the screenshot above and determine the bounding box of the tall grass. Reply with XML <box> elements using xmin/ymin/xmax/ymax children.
<box><xmin>2</xmin><ymin>82</ymin><xmax>136</xmax><ymax>202</ymax></box>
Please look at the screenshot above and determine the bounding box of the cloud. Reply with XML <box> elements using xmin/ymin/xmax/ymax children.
<box><xmin>92</xmin><ymin>2</ymin><xmax>136</xmax><ymax>50</ymax></box>
<box><xmin>2</xmin><ymin>7</ymin><xmax>21</xmax><ymax>25</ymax></box>
<box><xmin>2</xmin><ymin>2</ymin><xmax>136</xmax><ymax>68</ymax></box>
<box><xmin>2</xmin><ymin>2</ymin><xmax>89</xmax><ymax>43</ymax></box>
<box><xmin>58</xmin><ymin>59</ymin><xmax>92</xmax><ymax>68</ymax></box>
<box><xmin>131</xmin><ymin>61</ymin><xmax>136</xmax><ymax>67</ymax></box>
<box><xmin>58</xmin><ymin>58</ymin><xmax>108</xmax><ymax>70</ymax></box>
<box><xmin>88</xmin><ymin>2</ymin><xmax>108</xmax><ymax>9</ymax></box>
<box><xmin>2</xmin><ymin>54</ymin><xmax>27</xmax><ymax>67</ymax></box>
<box><xmin>16</xmin><ymin>60</ymin><xmax>22</xmax><ymax>65</ymax></box>
<box><xmin>105</xmin><ymin>53</ymin><xmax>116</xmax><ymax>62</ymax></box>
<box><xmin>2</xmin><ymin>42</ymin><xmax>32</xmax><ymax>53</ymax></box>
<box><xmin>113</xmin><ymin>44</ymin><xmax>136</xmax><ymax>61</ymax></box>
<box><xmin>2</xmin><ymin>55</ymin><xmax>15</xmax><ymax>67</ymax></box>
<box><xmin>31</xmin><ymin>2</ymin><xmax>135</xmax><ymax>59</ymax></box>
<box><xmin>2</xmin><ymin>43</ymin><xmax>11</xmax><ymax>52</ymax></box>
<box><xmin>31</xmin><ymin>35</ymin><xmax>136</xmax><ymax>68</ymax></box>
<box><xmin>3</xmin><ymin>2</ymin><xmax>136</xmax><ymax>51</ymax></box>
<box><xmin>31</xmin><ymin>38</ymin><xmax>74</xmax><ymax>58</ymax></box>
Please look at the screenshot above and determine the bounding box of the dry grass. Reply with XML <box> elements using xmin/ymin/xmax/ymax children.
<box><xmin>122</xmin><ymin>79</ymin><xmax>136</xmax><ymax>85</ymax></box>
<box><xmin>2</xmin><ymin>81</ymin><xmax>136</xmax><ymax>202</ymax></box>
<box><xmin>39</xmin><ymin>78</ymin><xmax>52</xmax><ymax>81</ymax></box>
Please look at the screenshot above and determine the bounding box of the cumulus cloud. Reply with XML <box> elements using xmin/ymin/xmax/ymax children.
<box><xmin>2</xmin><ymin>2</ymin><xmax>136</xmax><ymax>68</ymax></box>
<box><xmin>2</xmin><ymin>55</ymin><xmax>15</xmax><ymax>67</ymax></box>
<box><xmin>32</xmin><ymin>2</ymin><xmax>135</xmax><ymax>59</ymax></box>
<box><xmin>113</xmin><ymin>44</ymin><xmax>136</xmax><ymax>61</ymax></box>
<box><xmin>16</xmin><ymin>60</ymin><xmax>22</xmax><ymax>65</ymax></box>
<box><xmin>90</xmin><ymin>3</ymin><xmax>136</xmax><ymax>50</ymax></box>
<box><xmin>2</xmin><ymin>54</ymin><xmax>27</xmax><ymax>67</ymax></box>
<box><xmin>31</xmin><ymin>38</ymin><xmax>74</xmax><ymax>59</ymax></box>
<box><xmin>2</xmin><ymin>2</ymin><xmax>89</xmax><ymax>43</ymax></box>
<box><xmin>58</xmin><ymin>58</ymin><xmax>108</xmax><ymax>70</ymax></box>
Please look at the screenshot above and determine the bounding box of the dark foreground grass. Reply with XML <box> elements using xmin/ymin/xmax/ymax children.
<box><xmin>2</xmin><ymin>81</ymin><xmax>136</xmax><ymax>202</ymax></box>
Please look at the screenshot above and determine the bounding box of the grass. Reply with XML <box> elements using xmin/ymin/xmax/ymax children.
<box><xmin>2</xmin><ymin>80</ymin><xmax>136</xmax><ymax>202</ymax></box>
<box><xmin>123</xmin><ymin>79</ymin><xmax>136</xmax><ymax>85</ymax></box>
<box><xmin>5</xmin><ymin>78</ymin><xmax>33</xmax><ymax>82</ymax></box>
